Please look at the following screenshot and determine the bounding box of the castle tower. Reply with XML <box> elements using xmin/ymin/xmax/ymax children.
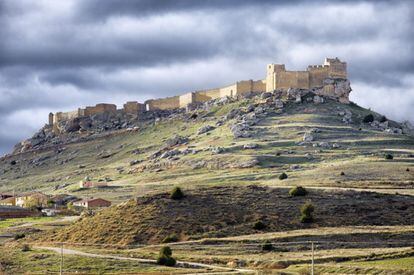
<box><xmin>266</xmin><ymin>64</ymin><xmax>285</xmax><ymax>92</ymax></box>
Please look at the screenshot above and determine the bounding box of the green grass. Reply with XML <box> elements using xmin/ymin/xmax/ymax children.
<box><xmin>0</xmin><ymin>216</ymin><xmax>57</xmax><ymax>229</ymax></box>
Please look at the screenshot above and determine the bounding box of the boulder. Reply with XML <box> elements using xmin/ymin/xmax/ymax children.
<box><xmin>197</xmin><ymin>125</ymin><xmax>215</xmax><ymax>135</ymax></box>
<box><xmin>303</xmin><ymin>132</ymin><xmax>314</xmax><ymax>142</ymax></box>
<box><xmin>243</xmin><ymin>143</ymin><xmax>258</xmax><ymax>149</ymax></box>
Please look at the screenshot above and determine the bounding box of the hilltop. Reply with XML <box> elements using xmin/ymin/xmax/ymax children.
<box><xmin>0</xmin><ymin>87</ymin><xmax>413</xmax><ymax>202</ymax></box>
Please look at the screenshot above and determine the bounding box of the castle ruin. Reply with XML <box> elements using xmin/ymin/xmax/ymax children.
<box><xmin>49</xmin><ymin>58</ymin><xmax>348</xmax><ymax>133</ymax></box>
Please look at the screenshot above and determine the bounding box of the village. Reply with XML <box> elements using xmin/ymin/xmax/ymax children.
<box><xmin>0</xmin><ymin>178</ymin><xmax>111</xmax><ymax>220</ymax></box>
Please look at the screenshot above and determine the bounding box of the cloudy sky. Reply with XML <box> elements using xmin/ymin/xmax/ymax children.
<box><xmin>0</xmin><ymin>0</ymin><xmax>413</xmax><ymax>155</ymax></box>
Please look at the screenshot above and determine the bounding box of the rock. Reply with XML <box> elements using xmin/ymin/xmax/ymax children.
<box><xmin>274</xmin><ymin>99</ymin><xmax>284</xmax><ymax>109</ymax></box>
<box><xmin>303</xmin><ymin>132</ymin><xmax>314</xmax><ymax>142</ymax></box>
<box><xmin>165</xmin><ymin>135</ymin><xmax>189</xmax><ymax>147</ymax></box>
<box><xmin>197</xmin><ymin>125</ymin><xmax>215</xmax><ymax>135</ymax></box>
<box><xmin>401</xmin><ymin>120</ymin><xmax>414</xmax><ymax>135</ymax></box>
<box><xmin>313</xmin><ymin>95</ymin><xmax>324</xmax><ymax>104</ymax></box>
<box><xmin>243</xmin><ymin>143</ymin><xmax>258</xmax><ymax>149</ymax></box>
<box><xmin>332</xmin><ymin>143</ymin><xmax>340</xmax><ymax>148</ymax></box>
<box><xmin>230</xmin><ymin>123</ymin><xmax>252</xmax><ymax>138</ymax></box>
<box><xmin>211</xmin><ymin>147</ymin><xmax>225</xmax><ymax>154</ymax></box>
<box><xmin>160</xmin><ymin>149</ymin><xmax>180</xmax><ymax>159</ymax></box>
<box><xmin>225</xmin><ymin>109</ymin><xmax>240</xmax><ymax>120</ymax></box>
<box><xmin>290</xmin><ymin>164</ymin><xmax>301</xmax><ymax>170</ymax></box>
<box><xmin>129</xmin><ymin>159</ymin><xmax>142</xmax><ymax>166</ymax></box>
<box><xmin>260</xmin><ymin>92</ymin><xmax>272</xmax><ymax>99</ymax></box>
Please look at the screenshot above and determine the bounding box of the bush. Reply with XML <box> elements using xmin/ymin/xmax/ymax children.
<box><xmin>379</xmin><ymin>115</ymin><xmax>387</xmax><ymax>123</ymax></box>
<box><xmin>170</xmin><ymin>187</ymin><xmax>184</xmax><ymax>200</ymax></box>
<box><xmin>362</xmin><ymin>114</ymin><xmax>374</xmax><ymax>123</ymax></box>
<box><xmin>21</xmin><ymin>244</ymin><xmax>30</xmax><ymax>252</ymax></box>
<box><xmin>340</xmin><ymin>171</ymin><xmax>345</xmax><ymax>176</ymax></box>
<box><xmin>253</xmin><ymin>221</ymin><xmax>266</xmax><ymax>230</ymax></box>
<box><xmin>262</xmin><ymin>240</ymin><xmax>273</xmax><ymax>251</ymax></box>
<box><xmin>279</xmin><ymin>172</ymin><xmax>288</xmax><ymax>180</ymax></box>
<box><xmin>157</xmin><ymin>246</ymin><xmax>176</xmax><ymax>266</ymax></box>
<box><xmin>289</xmin><ymin>186</ymin><xmax>308</xmax><ymax>197</ymax></box>
<box><xmin>162</xmin><ymin>234</ymin><xmax>179</xmax><ymax>243</ymax></box>
<box><xmin>14</xmin><ymin>233</ymin><xmax>25</xmax><ymax>240</ymax></box>
<box><xmin>384</xmin><ymin>154</ymin><xmax>393</xmax><ymax>160</ymax></box>
<box><xmin>300</xmin><ymin>202</ymin><xmax>315</xmax><ymax>223</ymax></box>
<box><xmin>159</xmin><ymin>246</ymin><xmax>172</xmax><ymax>257</ymax></box>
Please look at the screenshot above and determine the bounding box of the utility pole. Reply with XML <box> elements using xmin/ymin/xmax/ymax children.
<box><xmin>311</xmin><ymin>241</ymin><xmax>315</xmax><ymax>275</ymax></box>
<box><xmin>60</xmin><ymin>243</ymin><xmax>64</xmax><ymax>275</ymax></box>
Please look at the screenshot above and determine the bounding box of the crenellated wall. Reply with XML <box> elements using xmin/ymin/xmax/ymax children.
<box><xmin>49</xmin><ymin>57</ymin><xmax>349</xmax><ymax>128</ymax></box>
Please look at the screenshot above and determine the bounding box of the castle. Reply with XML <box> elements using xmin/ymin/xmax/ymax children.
<box><xmin>49</xmin><ymin>58</ymin><xmax>347</xmax><ymax>132</ymax></box>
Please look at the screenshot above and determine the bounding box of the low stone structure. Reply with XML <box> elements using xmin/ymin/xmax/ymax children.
<box><xmin>47</xmin><ymin>58</ymin><xmax>349</xmax><ymax>132</ymax></box>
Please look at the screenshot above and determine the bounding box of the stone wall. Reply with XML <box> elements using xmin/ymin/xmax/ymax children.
<box><xmin>123</xmin><ymin>101</ymin><xmax>146</xmax><ymax>114</ymax></box>
<box><xmin>145</xmin><ymin>96</ymin><xmax>180</xmax><ymax>111</ymax></box>
<box><xmin>84</xmin><ymin>104</ymin><xmax>117</xmax><ymax>116</ymax></box>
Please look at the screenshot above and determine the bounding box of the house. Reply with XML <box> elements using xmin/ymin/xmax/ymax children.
<box><xmin>16</xmin><ymin>192</ymin><xmax>49</xmax><ymax>208</ymax></box>
<box><xmin>79</xmin><ymin>180</ymin><xmax>107</xmax><ymax>188</ymax></box>
<box><xmin>0</xmin><ymin>193</ymin><xmax>13</xmax><ymax>200</ymax></box>
<box><xmin>0</xmin><ymin>197</ymin><xmax>16</xmax><ymax>206</ymax></box>
<box><xmin>50</xmin><ymin>194</ymin><xmax>78</xmax><ymax>207</ymax></box>
<box><xmin>73</xmin><ymin>198</ymin><xmax>111</xmax><ymax>209</ymax></box>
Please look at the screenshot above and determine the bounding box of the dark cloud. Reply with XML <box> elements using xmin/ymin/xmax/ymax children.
<box><xmin>0</xmin><ymin>0</ymin><xmax>413</xmax><ymax>155</ymax></box>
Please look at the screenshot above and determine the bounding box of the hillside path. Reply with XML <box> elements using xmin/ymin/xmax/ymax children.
<box><xmin>37</xmin><ymin>246</ymin><xmax>255</xmax><ymax>274</ymax></box>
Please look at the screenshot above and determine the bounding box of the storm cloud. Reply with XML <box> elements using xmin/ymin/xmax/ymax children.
<box><xmin>0</xmin><ymin>0</ymin><xmax>413</xmax><ymax>155</ymax></box>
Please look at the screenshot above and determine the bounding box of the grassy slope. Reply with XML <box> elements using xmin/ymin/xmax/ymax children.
<box><xmin>0</xmin><ymin>99</ymin><xmax>412</xmax><ymax>203</ymax></box>
<box><xmin>34</xmin><ymin>185</ymin><xmax>414</xmax><ymax>245</ymax></box>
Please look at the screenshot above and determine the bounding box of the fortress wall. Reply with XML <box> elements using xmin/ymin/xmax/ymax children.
<box><xmin>194</xmin><ymin>92</ymin><xmax>213</xmax><ymax>102</ymax></box>
<box><xmin>84</xmin><ymin>104</ymin><xmax>117</xmax><ymax>116</ymax></box>
<box><xmin>179</xmin><ymin>92</ymin><xmax>195</xmax><ymax>108</ymax></box>
<box><xmin>308</xmin><ymin>66</ymin><xmax>329</xmax><ymax>88</ymax></box>
<box><xmin>219</xmin><ymin>83</ymin><xmax>237</xmax><ymax>98</ymax></box>
<box><xmin>252</xmin><ymin>79</ymin><xmax>266</xmax><ymax>92</ymax></box>
<box><xmin>145</xmin><ymin>96</ymin><xmax>180</xmax><ymax>110</ymax></box>
<box><xmin>275</xmin><ymin>71</ymin><xmax>309</xmax><ymax>90</ymax></box>
<box><xmin>197</xmin><ymin>88</ymin><xmax>221</xmax><ymax>100</ymax></box>
<box><xmin>48</xmin><ymin>113</ymin><xmax>54</xmax><ymax>126</ymax></box>
<box><xmin>328</xmin><ymin>62</ymin><xmax>347</xmax><ymax>78</ymax></box>
<box><xmin>123</xmin><ymin>101</ymin><xmax>146</xmax><ymax>114</ymax></box>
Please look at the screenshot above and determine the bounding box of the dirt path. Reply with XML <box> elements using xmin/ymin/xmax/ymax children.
<box><xmin>37</xmin><ymin>246</ymin><xmax>255</xmax><ymax>274</ymax></box>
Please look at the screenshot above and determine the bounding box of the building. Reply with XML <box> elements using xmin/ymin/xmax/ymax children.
<box><xmin>79</xmin><ymin>181</ymin><xmax>107</xmax><ymax>189</ymax></box>
<box><xmin>48</xmin><ymin>57</ymin><xmax>348</xmax><ymax>128</ymax></box>
<box><xmin>73</xmin><ymin>198</ymin><xmax>111</xmax><ymax>209</ymax></box>
<box><xmin>0</xmin><ymin>193</ymin><xmax>13</xmax><ymax>200</ymax></box>
<box><xmin>0</xmin><ymin>197</ymin><xmax>16</xmax><ymax>206</ymax></box>
<box><xmin>16</xmin><ymin>192</ymin><xmax>49</xmax><ymax>208</ymax></box>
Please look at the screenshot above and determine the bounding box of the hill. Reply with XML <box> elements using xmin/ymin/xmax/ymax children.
<box><xmin>35</xmin><ymin>185</ymin><xmax>414</xmax><ymax>245</ymax></box>
<box><xmin>0</xmin><ymin>89</ymin><xmax>413</xmax><ymax>202</ymax></box>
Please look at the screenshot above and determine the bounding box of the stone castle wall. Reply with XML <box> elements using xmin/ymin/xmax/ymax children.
<box><xmin>49</xmin><ymin>57</ymin><xmax>348</xmax><ymax>130</ymax></box>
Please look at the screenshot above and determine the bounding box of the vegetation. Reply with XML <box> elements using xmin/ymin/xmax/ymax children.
<box><xmin>14</xmin><ymin>233</ymin><xmax>26</xmax><ymax>240</ymax></box>
<box><xmin>385</xmin><ymin>153</ymin><xmax>394</xmax><ymax>160</ymax></box>
<box><xmin>379</xmin><ymin>115</ymin><xmax>387</xmax><ymax>123</ymax></box>
<box><xmin>289</xmin><ymin>186</ymin><xmax>308</xmax><ymax>197</ymax></box>
<box><xmin>279</xmin><ymin>172</ymin><xmax>288</xmax><ymax>180</ymax></box>
<box><xmin>253</xmin><ymin>221</ymin><xmax>266</xmax><ymax>230</ymax></box>
<box><xmin>261</xmin><ymin>240</ymin><xmax>273</xmax><ymax>251</ymax></box>
<box><xmin>300</xmin><ymin>201</ymin><xmax>315</xmax><ymax>223</ymax></box>
<box><xmin>162</xmin><ymin>234</ymin><xmax>179</xmax><ymax>243</ymax></box>
<box><xmin>362</xmin><ymin>113</ymin><xmax>374</xmax><ymax>123</ymax></box>
<box><xmin>157</xmin><ymin>246</ymin><xmax>176</xmax><ymax>267</ymax></box>
<box><xmin>21</xmin><ymin>244</ymin><xmax>31</xmax><ymax>252</ymax></box>
<box><xmin>170</xmin><ymin>187</ymin><xmax>185</xmax><ymax>200</ymax></box>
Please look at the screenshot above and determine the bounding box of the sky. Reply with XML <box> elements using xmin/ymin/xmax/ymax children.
<box><xmin>0</xmin><ymin>0</ymin><xmax>413</xmax><ymax>155</ymax></box>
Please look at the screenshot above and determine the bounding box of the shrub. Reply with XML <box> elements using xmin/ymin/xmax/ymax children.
<box><xmin>262</xmin><ymin>240</ymin><xmax>273</xmax><ymax>251</ymax></box>
<box><xmin>14</xmin><ymin>233</ymin><xmax>25</xmax><ymax>240</ymax></box>
<box><xmin>362</xmin><ymin>114</ymin><xmax>374</xmax><ymax>123</ymax></box>
<box><xmin>157</xmin><ymin>246</ymin><xmax>176</xmax><ymax>266</ymax></box>
<box><xmin>159</xmin><ymin>246</ymin><xmax>172</xmax><ymax>257</ymax></box>
<box><xmin>170</xmin><ymin>187</ymin><xmax>184</xmax><ymax>200</ymax></box>
<box><xmin>379</xmin><ymin>115</ymin><xmax>387</xmax><ymax>123</ymax></box>
<box><xmin>340</xmin><ymin>171</ymin><xmax>345</xmax><ymax>176</ymax></box>
<box><xmin>21</xmin><ymin>244</ymin><xmax>30</xmax><ymax>252</ymax></box>
<box><xmin>300</xmin><ymin>202</ymin><xmax>315</xmax><ymax>223</ymax></box>
<box><xmin>279</xmin><ymin>172</ymin><xmax>288</xmax><ymax>180</ymax></box>
<box><xmin>384</xmin><ymin>154</ymin><xmax>393</xmax><ymax>160</ymax></box>
<box><xmin>162</xmin><ymin>234</ymin><xmax>179</xmax><ymax>243</ymax></box>
<box><xmin>253</xmin><ymin>221</ymin><xmax>266</xmax><ymax>230</ymax></box>
<box><xmin>407</xmin><ymin>168</ymin><xmax>410</xmax><ymax>172</ymax></box>
<box><xmin>289</xmin><ymin>186</ymin><xmax>308</xmax><ymax>197</ymax></box>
